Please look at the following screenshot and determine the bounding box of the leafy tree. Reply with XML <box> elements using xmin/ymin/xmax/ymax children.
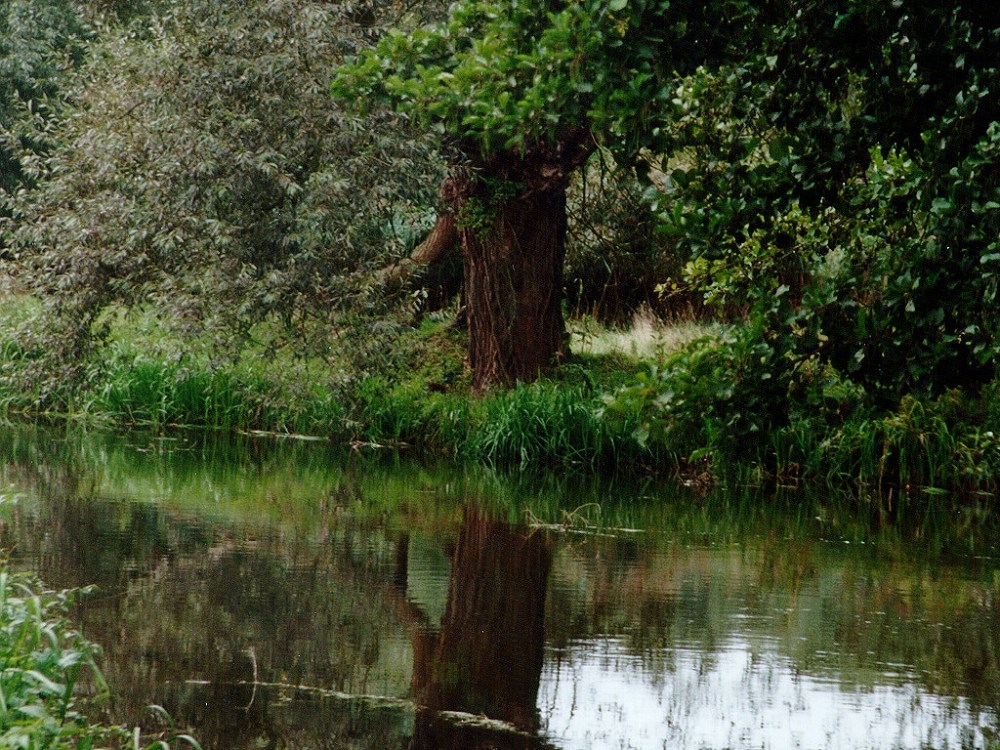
<box><xmin>0</xmin><ymin>0</ymin><xmax>84</xmax><ymax>238</ymax></box>
<box><xmin>333</xmin><ymin>0</ymin><xmax>760</xmax><ymax>388</ymax></box>
<box><xmin>609</xmin><ymin>0</ymin><xmax>1000</xmax><ymax>468</ymax></box>
<box><xmin>5</xmin><ymin>0</ymin><xmax>446</xmax><ymax>391</ymax></box>
<box><xmin>665</xmin><ymin>0</ymin><xmax>1000</xmax><ymax>399</ymax></box>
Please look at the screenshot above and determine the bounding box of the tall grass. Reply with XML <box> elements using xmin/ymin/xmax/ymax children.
<box><xmin>464</xmin><ymin>381</ymin><xmax>639</xmax><ymax>469</ymax></box>
<box><xmin>87</xmin><ymin>354</ymin><xmax>348</xmax><ymax>435</ymax></box>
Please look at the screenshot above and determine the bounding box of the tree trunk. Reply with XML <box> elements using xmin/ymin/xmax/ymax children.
<box><xmin>461</xmin><ymin>183</ymin><xmax>569</xmax><ymax>389</ymax></box>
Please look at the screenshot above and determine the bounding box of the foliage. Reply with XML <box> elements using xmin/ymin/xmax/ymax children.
<box><xmin>333</xmin><ymin>0</ymin><xmax>760</xmax><ymax>162</ymax></box>
<box><xmin>0</xmin><ymin>561</ymin><xmax>204</xmax><ymax>750</ymax></box>
<box><xmin>0</xmin><ymin>0</ymin><xmax>85</xmax><ymax>230</ymax></box>
<box><xmin>603</xmin><ymin>0</ymin><xmax>1000</xmax><ymax>490</ymax></box>
<box><xmin>605</xmin><ymin>323</ymin><xmax>1000</xmax><ymax>494</ymax></box>
<box><xmin>600</xmin><ymin>324</ymin><xmax>804</xmax><ymax>473</ymax></box>
<box><xmin>0</xmin><ymin>568</ymin><xmax>105</xmax><ymax>749</ymax></box>
<box><xmin>652</xmin><ymin>0</ymin><xmax>1000</xmax><ymax>398</ymax></box>
<box><xmin>3</xmin><ymin>0</ymin><xmax>445</xmax><ymax>396</ymax></box>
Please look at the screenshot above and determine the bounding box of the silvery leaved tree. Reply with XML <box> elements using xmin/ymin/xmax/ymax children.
<box><xmin>5</xmin><ymin>0</ymin><xmax>448</xmax><ymax>394</ymax></box>
<box><xmin>0</xmin><ymin>0</ymin><xmax>84</xmax><ymax>236</ymax></box>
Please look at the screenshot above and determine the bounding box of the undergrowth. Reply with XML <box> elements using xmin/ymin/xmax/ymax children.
<box><xmin>4</xmin><ymin>294</ymin><xmax>1000</xmax><ymax>494</ymax></box>
<box><xmin>603</xmin><ymin>323</ymin><xmax>1000</xmax><ymax>498</ymax></box>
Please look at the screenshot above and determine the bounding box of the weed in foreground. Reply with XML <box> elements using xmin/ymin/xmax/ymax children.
<box><xmin>0</xmin><ymin>545</ymin><xmax>201</xmax><ymax>750</ymax></box>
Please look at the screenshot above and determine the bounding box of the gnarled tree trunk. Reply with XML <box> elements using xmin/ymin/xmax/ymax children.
<box><xmin>453</xmin><ymin>134</ymin><xmax>593</xmax><ymax>390</ymax></box>
<box><xmin>462</xmin><ymin>184</ymin><xmax>569</xmax><ymax>389</ymax></box>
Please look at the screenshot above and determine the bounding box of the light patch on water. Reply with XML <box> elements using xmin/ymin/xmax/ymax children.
<box><xmin>539</xmin><ymin>637</ymin><xmax>995</xmax><ymax>750</ymax></box>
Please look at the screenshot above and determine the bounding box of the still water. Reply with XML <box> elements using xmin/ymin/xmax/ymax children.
<box><xmin>0</xmin><ymin>426</ymin><xmax>998</xmax><ymax>750</ymax></box>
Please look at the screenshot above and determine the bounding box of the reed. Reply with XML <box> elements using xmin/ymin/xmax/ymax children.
<box><xmin>464</xmin><ymin>380</ymin><xmax>639</xmax><ymax>469</ymax></box>
<box><xmin>78</xmin><ymin>353</ymin><xmax>347</xmax><ymax>437</ymax></box>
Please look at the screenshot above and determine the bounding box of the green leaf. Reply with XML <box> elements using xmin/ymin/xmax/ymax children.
<box><xmin>768</xmin><ymin>138</ymin><xmax>788</xmax><ymax>160</ymax></box>
<box><xmin>931</xmin><ymin>197</ymin><xmax>952</xmax><ymax>214</ymax></box>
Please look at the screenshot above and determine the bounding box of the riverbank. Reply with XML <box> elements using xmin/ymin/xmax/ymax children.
<box><xmin>2</xmin><ymin>291</ymin><xmax>999</xmax><ymax>498</ymax></box>
<box><xmin>0</xmin><ymin>292</ymin><xmax>699</xmax><ymax>470</ymax></box>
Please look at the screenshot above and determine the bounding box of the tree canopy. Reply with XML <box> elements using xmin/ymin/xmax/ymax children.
<box><xmin>0</xmin><ymin>0</ymin><xmax>84</xmax><ymax>215</ymax></box>
<box><xmin>4</xmin><ymin>0</ymin><xmax>447</xmax><ymax>390</ymax></box>
<box><xmin>334</xmin><ymin>0</ymin><xmax>760</xmax><ymax>164</ymax></box>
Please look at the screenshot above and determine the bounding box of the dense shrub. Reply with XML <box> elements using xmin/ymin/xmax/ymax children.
<box><xmin>602</xmin><ymin>1</ymin><xmax>1000</xmax><ymax>491</ymax></box>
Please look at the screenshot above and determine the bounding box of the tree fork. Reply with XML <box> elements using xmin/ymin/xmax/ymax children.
<box><xmin>373</xmin><ymin>182</ymin><xmax>460</xmax><ymax>289</ymax></box>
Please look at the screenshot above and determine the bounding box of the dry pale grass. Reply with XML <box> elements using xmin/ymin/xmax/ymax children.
<box><xmin>569</xmin><ymin>306</ymin><xmax>717</xmax><ymax>360</ymax></box>
<box><xmin>0</xmin><ymin>270</ymin><xmax>20</xmax><ymax>299</ymax></box>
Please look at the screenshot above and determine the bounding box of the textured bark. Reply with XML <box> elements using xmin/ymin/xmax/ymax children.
<box><xmin>461</xmin><ymin>185</ymin><xmax>569</xmax><ymax>389</ymax></box>
<box><xmin>454</xmin><ymin>132</ymin><xmax>593</xmax><ymax>389</ymax></box>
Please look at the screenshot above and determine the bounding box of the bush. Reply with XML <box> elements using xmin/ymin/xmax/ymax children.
<box><xmin>4</xmin><ymin>0</ymin><xmax>445</xmax><ymax>397</ymax></box>
<box><xmin>0</xmin><ymin>567</ymin><xmax>110</xmax><ymax>749</ymax></box>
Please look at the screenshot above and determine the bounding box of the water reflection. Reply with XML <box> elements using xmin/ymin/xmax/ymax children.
<box><xmin>403</xmin><ymin>504</ymin><xmax>554</xmax><ymax>749</ymax></box>
<box><xmin>0</xmin><ymin>426</ymin><xmax>998</xmax><ymax>749</ymax></box>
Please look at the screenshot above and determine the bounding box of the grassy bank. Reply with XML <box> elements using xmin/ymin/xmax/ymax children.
<box><xmin>3</xmin><ymin>292</ymin><xmax>1000</xmax><ymax>497</ymax></box>
<box><xmin>0</xmin><ymin>293</ymin><xmax>705</xmax><ymax>470</ymax></box>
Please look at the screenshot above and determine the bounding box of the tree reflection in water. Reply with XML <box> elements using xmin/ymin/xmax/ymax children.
<box><xmin>396</xmin><ymin>504</ymin><xmax>556</xmax><ymax>750</ymax></box>
<box><xmin>4</xmin><ymin>427</ymin><xmax>999</xmax><ymax>750</ymax></box>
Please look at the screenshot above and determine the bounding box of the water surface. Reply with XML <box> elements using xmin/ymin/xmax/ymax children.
<box><xmin>0</xmin><ymin>426</ymin><xmax>997</xmax><ymax>749</ymax></box>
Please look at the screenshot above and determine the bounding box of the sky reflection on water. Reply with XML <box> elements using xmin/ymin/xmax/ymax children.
<box><xmin>540</xmin><ymin>637</ymin><xmax>991</xmax><ymax>750</ymax></box>
<box><xmin>0</xmin><ymin>426</ymin><xmax>997</xmax><ymax>749</ymax></box>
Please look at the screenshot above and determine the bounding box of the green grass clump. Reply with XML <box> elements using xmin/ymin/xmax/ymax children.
<box><xmin>87</xmin><ymin>352</ymin><xmax>346</xmax><ymax>436</ymax></box>
<box><xmin>464</xmin><ymin>380</ymin><xmax>638</xmax><ymax>469</ymax></box>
